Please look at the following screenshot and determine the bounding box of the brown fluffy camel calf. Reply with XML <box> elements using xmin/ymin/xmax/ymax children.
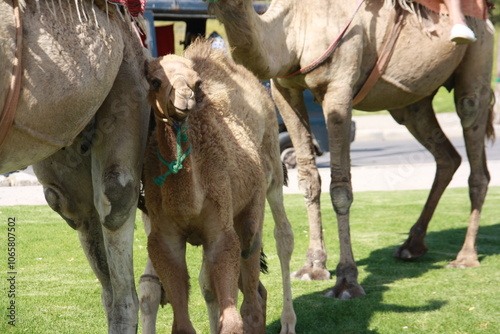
<box><xmin>141</xmin><ymin>40</ymin><xmax>296</xmax><ymax>334</ymax></box>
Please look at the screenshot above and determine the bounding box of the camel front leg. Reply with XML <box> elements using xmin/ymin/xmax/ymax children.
<box><xmin>322</xmin><ymin>85</ymin><xmax>365</xmax><ymax>299</ymax></box>
<box><xmin>99</xmin><ymin>213</ymin><xmax>139</xmax><ymax>333</ymax></box>
<box><xmin>199</xmin><ymin>229</ymin><xmax>243</xmax><ymax>334</ymax></box>
<box><xmin>234</xmin><ymin>199</ymin><xmax>267</xmax><ymax>334</ymax></box>
<box><xmin>90</xmin><ymin>59</ymin><xmax>150</xmax><ymax>333</ymax></box>
<box><xmin>271</xmin><ymin>79</ymin><xmax>330</xmax><ymax>281</ymax></box>
<box><xmin>238</xmin><ymin>248</ymin><xmax>266</xmax><ymax>334</ymax></box>
<box><xmin>205</xmin><ymin>229</ymin><xmax>243</xmax><ymax>334</ymax></box>
<box><xmin>148</xmin><ymin>231</ymin><xmax>194</xmax><ymax>333</ymax></box>
<box><xmin>92</xmin><ymin>137</ymin><xmax>143</xmax><ymax>334</ymax></box>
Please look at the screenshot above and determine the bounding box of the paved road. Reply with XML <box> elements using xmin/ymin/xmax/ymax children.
<box><xmin>318</xmin><ymin>137</ymin><xmax>500</xmax><ymax>168</ymax></box>
<box><xmin>287</xmin><ymin>111</ymin><xmax>500</xmax><ymax>194</ymax></box>
<box><xmin>286</xmin><ymin>136</ymin><xmax>499</xmax><ymax>194</ymax></box>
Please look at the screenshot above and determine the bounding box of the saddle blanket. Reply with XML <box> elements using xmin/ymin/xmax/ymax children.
<box><xmin>107</xmin><ymin>0</ymin><xmax>145</xmax><ymax>17</ymax></box>
<box><xmin>412</xmin><ymin>0</ymin><xmax>487</xmax><ymax>20</ymax></box>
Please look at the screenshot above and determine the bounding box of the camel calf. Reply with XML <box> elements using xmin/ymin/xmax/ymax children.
<box><xmin>140</xmin><ymin>40</ymin><xmax>296</xmax><ymax>334</ymax></box>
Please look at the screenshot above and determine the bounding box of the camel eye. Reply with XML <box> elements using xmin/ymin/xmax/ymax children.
<box><xmin>151</xmin><ymin>78</ymin><xmax>162</xmax><ymax>91</ymax></box>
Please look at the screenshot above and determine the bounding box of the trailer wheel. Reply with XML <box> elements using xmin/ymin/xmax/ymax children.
<box><xmin>279</xmin><ymin>132</ymin><xmax>296</xmax><ymax>169</ymax></box>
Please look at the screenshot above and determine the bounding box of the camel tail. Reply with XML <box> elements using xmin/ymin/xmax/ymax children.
<box><xmin>282</xmin><ymin>162</ymin><xmax>288</xmax><ymax>187</ymax></box>
<box><xmin>138</xmin><ymin>182</ymin><xmax>148</xmax><ymax>215</ymax></box>
<box><xmin>137</xmin><ymin>109</ymin><xmax>157</xmax><ymax>216</ymax></box>
<box><xmin>486</xmin><ymin>89</ymin><xmax>496</xmax><ymax>143</ymax></box>
<box><xmin>260</xmin><ymin>249</ymin><xmax>269</xmax><ymax>274</ymax></box>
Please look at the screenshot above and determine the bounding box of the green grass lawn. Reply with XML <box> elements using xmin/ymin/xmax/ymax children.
<box><xmin>1</xmin><ymin>187</ymin><xmax>499</xmax><ymax>333</ymax></box>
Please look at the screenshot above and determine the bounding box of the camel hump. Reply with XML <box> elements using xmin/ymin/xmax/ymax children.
<box><xmin>183</xmin><ymin>38</ymin><xmax>262</xmax><ymax>90</ymax></box>
<box><xmin>183</xmin><ymin>38</ymin><xmax>226</xmax><ymax>64</ymax></box>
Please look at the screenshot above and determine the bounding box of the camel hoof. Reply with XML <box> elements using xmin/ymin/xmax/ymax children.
<box><xmin>393</xmin><ymin>244</ymin><xmax>428</xmax><ymax>260</ymax></box>
<box><xmin>280</xmin><ymin>323</ymin><xmax>296</xmax><ymax>334</ymax></box>
<box><xmin>291</xmin><ymin>266</ymin><xmax>331</xmax><ymax>281</ymax></box>
<box><xmin>324</xmin><ymin>283</ymin><xmax>365</xmax><ymax>300</ymax></box>
<box><xmin>446</xmin><ymin>258</ymin><xmax>480</xmax><ymax>268</ymax></box>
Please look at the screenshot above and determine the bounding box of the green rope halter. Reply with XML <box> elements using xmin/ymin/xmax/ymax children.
<box><xmin>154</xmin><ymin>122</ymin><xmax>192</xmax><ymax>186</ymax></box>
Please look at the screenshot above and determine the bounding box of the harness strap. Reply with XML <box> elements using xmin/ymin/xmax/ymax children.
<box><xmin>353</xmin><ymin>7</ymin><xmax>405</xmax><ymax>106</ymax></box>
<box><xmin>153</xmin><ymin>81</ymin><xmax>174</xmax><ymax>123</ymax></box>
<box><xmin>278</xmin><ymin>0</ymin><xmax>365</xmax><ymax>79</ymax></box>
<box><xmin>154</xmin><ymin>121</ymin><xmax>191</xmax><ymax>186</ymax></box>
<box><xmin>0</xmin><ymin>0</ymin><xmax>23</xmax><ymax>149</ymax></box>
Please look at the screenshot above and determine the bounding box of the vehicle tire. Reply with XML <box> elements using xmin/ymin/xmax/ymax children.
<box><xmin>278</xmin><ymin>132</ymin><xmax>297</xmax><ymax>169</ymax></box>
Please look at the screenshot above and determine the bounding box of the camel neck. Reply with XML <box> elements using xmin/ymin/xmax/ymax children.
<box><xmin>209</xmin><ymin>0</ymin><xmax>291</xmax><ymax>79</ymax></box>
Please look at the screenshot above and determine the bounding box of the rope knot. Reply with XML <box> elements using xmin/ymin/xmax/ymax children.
<box><xmin>154</xmin><ymin>121</ymin><xmax>192</xmax><ymax>186</ymax></box>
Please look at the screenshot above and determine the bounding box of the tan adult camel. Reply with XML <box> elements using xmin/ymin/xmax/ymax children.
<box><xmin>209</xmin><ymin>0</ymin><xmax>495</xmax><ymax>298</ymax></box>
<box><xmin>140</xmin><ymin>40</ymin><xmax>296</xmax><ymax>333</ymax></box>
<box><xmin>0</xmin><ymin>1</ymin><xmax>150</xmax><ymax>332</ymax></box>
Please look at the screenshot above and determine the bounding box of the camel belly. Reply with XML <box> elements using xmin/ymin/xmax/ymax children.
<box><xmin>355</xmin><ymin>51</ymin><xmax>464</xmax><ymax>111</ymax></box>
<box><xmin>0</xmin><ymin>0</ymin><xmax>125</xmax><ymax>172</ymax></box>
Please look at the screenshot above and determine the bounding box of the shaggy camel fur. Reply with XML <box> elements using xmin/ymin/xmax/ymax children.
<box><xmin>210</xmin><ymin>0</ymin><xmax>495</xmax><ymax>298</ymax></box>
<box><xmin>0</xmin><ymin>1</ymin><xmax>150</xmax><ymax>332</ymax></box>
<box><xmin>141</xmin><ymin>40</ymin><xmax>296</xmax><ymax>334</ymax></box>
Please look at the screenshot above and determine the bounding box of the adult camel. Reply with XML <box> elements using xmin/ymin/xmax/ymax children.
<box><xmin>209</xmin><ymin>0</ymin><xmax>495</xmax><ymax>298</ymax></box>
<box><xmin>0</xmin><ymin>0</ymin><xmax>150</xmax><ymax>332</ymax></box>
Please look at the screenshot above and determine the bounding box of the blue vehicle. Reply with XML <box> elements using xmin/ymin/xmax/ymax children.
<box><xmin>260</xmin><ymin>81</ymin><xmax>356</xmax><ymax>169</ymax></box>
<box><xmin>143</xmin><ymin>0</ymin><xmax>355</xmax><ymax>168</ymax></box>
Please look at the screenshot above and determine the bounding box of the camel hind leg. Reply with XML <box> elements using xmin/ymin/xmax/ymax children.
<box><xmin>35</xmin><ymin>125</ymin><xmax>144</xmax><ymax>334</ymax></box>
<box><xmin>448</xmin><ymin>112</ymin><xmax>490</xmax><ymax>268</ymax></box>
<box><xmin>138</xmin><ymin>259</ymin><xmax>163</xmax><ymax>334</ymax></box>
<box><xmin>139</xmin><ymin>213</ymin><xmax>167</xmax><ymax>334</ymax></box>
<box><xmin>33</xmin><ymin>141</ymin><xmax>115</xmax><ymax>321</ymax></box>
<box><xmin>199</xmin><ymin>257</ymin><xmax>219</xmax><ymax>334</ymax></box>
<box><xmin>446</xmin><ymin>39</ymin><xmax>493</xmax><ymax>268</ymax></box>
<box><xmin>266</xmin><ymin>171</ymin><xmax>297</xmax><ymax>334</ymax></box>
<box><xmin>260</xmin><ymin>92</ymin><xmax>296</xmax><ymax>333</ymax></box>
<box><xmin>390</xmin><ymin>96</ymin><xmax>462</xmax><ymax>260</ymax></box>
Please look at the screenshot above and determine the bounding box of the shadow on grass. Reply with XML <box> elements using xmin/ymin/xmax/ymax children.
<box><xmin>266</xmin><ymin>223</ymin><xmax>500</xmax><ymax>333</ymax></box>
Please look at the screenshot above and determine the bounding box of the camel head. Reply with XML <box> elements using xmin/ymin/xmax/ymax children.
<box><xmin>146</xmin><ymin>55</ymin><xmax>201</xmax><ymax>123</ymax></box>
